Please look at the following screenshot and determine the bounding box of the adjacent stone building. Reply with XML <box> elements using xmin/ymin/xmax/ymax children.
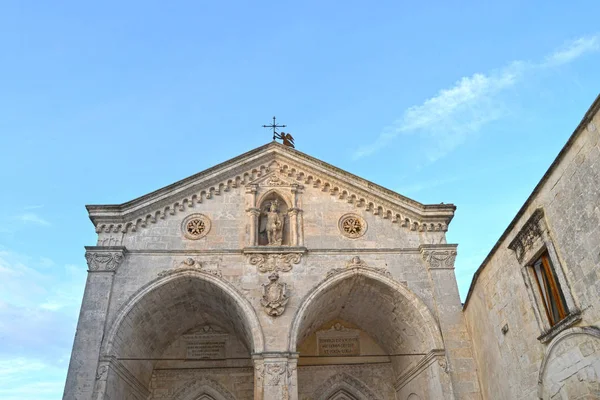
<box><xmin>463</xmin><ymin>96</ymin><xmax>600</xmax><ymax>400</ymax></box>
<box><xmin>63</xmin><ymin>95</ymin><xmax>600</xmax><ymax>400</ymax></box>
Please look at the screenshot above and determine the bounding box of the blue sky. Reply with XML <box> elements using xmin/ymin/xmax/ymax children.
<box><xmin>0</xmin><ymin>2</ymin><xmax>599</xmax><ymax>399</ymax></box>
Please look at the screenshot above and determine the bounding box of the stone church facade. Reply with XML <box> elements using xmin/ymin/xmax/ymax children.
<box><xmin>63</xmin><ymin>96</ymin><xmax>600</xmax><ymax>400</ymax></box>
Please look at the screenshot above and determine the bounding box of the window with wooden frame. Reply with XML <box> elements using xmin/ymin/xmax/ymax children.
<box><xmin>530</xmin><ymin>251</ymin><xmax>568</xmax><ymax>327</ymax></box>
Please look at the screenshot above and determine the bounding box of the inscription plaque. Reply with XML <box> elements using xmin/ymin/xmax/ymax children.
<box><xmin>316</xmin><ymin>323</ymin><xmax>360</xmax><ymax>357</ymax></box>
<box><xmin>183</xmin><ymin>327</ymin><xmax>228</xmax><ymax>359</ymax></box>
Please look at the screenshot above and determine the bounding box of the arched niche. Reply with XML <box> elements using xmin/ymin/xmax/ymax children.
<box><xmin>97</xmin><ymin>270</ymin><xmax>264</xmax><ymax>400</ymax></box>
<box><xmin>257</xmin><ymin>190</ymin><xmax>291</xmax><ymax>246</ymax></box>
<box><xmin>538</xmin><ymin>326</ymin><xmax>600</xmax><ymax>399</ymax></box>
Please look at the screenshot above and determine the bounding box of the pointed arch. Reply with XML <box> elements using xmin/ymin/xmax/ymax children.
<box><xmin>173</xmin><ymin>377</ymin><xmax>236</xmax><ymax>400</ymax></box>
<box><xmin>103</xmin><ymin>269</ymin><xmax>264</xmax><ymax>358</ymax></box>
<box><xmin>312</xmin><ymin>372</ymin><xmax>381</xmax><ymax>400</ymax></box>
<box><xmin>289</xmin><ymin>267</ymin><xmax>443</xmax><ymax>354</ymax></box>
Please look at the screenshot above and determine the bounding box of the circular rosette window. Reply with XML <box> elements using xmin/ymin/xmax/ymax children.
<box><xmin>181</xmin><ymin>214</ymin><xmax>211</xmax><ymax>240</ymax></box>
<box><xmin>338</xmin><ymin>213</ymin><xmax>367</xmax><ymax>239</ymax></box>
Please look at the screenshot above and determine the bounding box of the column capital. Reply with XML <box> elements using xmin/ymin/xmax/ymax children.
<box><xmin>419</xmin><ymin>244</ymin><xmax>457</xmax><ymax>270</ymax></box>
<box><xmin>85</xmin><ymin>246</ymin><xmax>127</xmax><ymax>272</ymax></box>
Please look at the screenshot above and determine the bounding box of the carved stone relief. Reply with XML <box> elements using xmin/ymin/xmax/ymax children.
<box><xmin>182</xmin><ymin>213</ymin><xmax>212</xmax><ymax>240</ymax></box>
<box><xmin>158</xmin><ymin>257</ymin><xmax>222</xmax><ymax>278</ymax></box>
<box><xmin>508</xmin><ymin>208</ymin><xmax>544</xmax><ymax>262</ymax></box>
<box><xmin>421</xmin><ymin>249</ymin><xmax>457</xmax><ymax>269</ymax></box>
<box><xmin>248</xmin><ymin>253</ymin><xmax>302</xmax><ymax>273</ymax></box>
<box><xmin>338</xmin><ymin>214</ymin><xmax>367</xmax><ymax>239</ymax></box>
<box><xmin>326</xmin><ymin>256</ymin><xmax>391</xmax><ymax>279</ymax></box>
<box><xmin>85</xmin><ymin>248</ymin><xmax>126</xmax><ymax>272</ymax></box>
<box><xmin>265</xmin><ymin>363</ymin><xmax>287</xmax><ymax>386</ymax></box>
<box><xmin>260</xmin><ymin>272</ymin><xmax>289</xmax><ymax>316</ymax></box>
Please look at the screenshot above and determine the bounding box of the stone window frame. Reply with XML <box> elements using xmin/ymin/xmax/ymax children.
<box><xmin>508</xmin><ymin>208</ymin><xmax>581</xmax><ymax>344</ymax></box>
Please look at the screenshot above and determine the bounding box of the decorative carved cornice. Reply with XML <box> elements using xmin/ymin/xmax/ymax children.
<box><xmin>420</xmin><ymin>245</ymin><xmax>457</xmax><ymax>270</ymax></box>
<box><xmin>89</xmin><ymin>144</ymin><xmax>454</xmax><ymax>234</ymax></box>
<box><xmin>158</xmin><ymin>257</ymin><xmax>222</xmax><ymax>278</ymax></box>
<box><xmin>248</xmin><ymin>253</ymin><xmax>302</xmax><ymax>273</ymax></box>
<box><xmin>85</xmin><ymin>246</ymin><xmax>126</xmax><ymax>272</ymax></box>
<box><xmin>508</xmin><ymin>208</ymin><xmax>545</xmax><ymax>263</ymax></box>
<box><xmin>326</xmin><ymin>256</ymin><xmax>391</xmax><ymax>279</ymax></box>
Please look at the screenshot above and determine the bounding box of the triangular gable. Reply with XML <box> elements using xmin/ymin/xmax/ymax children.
<box><xmin>88</xmin><ymin>142</ymin><xmax>455</xmax><ymax>233</ymax></box>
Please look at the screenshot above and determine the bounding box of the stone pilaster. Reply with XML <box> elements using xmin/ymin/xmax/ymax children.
<box><xmin>247</xmin><ymin>208</ymin><xmax>261</xmax><ymax>246</ymax></box>
<box><xmin>62</xmin><ymin>246</ymin><xmax>126</xmax><ymax>400</ymax></box>
<box><xmin>253</xmin><ymin>353</ymin><xmax>298</xmax><ymax>400</ymax></box>
<box><xmin>288</xmin><ymin>208</ymin><xmax>299</xmax><ymax>246</ymax></box>
<box><xmin>420</xmin><ymin>244</ymin><xmax>481</xmax><ymax>400</ymax></box>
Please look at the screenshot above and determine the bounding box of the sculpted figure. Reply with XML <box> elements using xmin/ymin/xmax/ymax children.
<box><xmin>260</xmin><ymin>199</ymin><xmax>284</xmax><ymax>245</ymax></box>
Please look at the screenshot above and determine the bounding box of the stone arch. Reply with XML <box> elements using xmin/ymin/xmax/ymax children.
<box><xmin>289</xmin><ymin>267</ymin><xmax>444</xmax><ymax>355</ymax></box>
<box><xmin>256</xmin><ymin>188</ymin><xmax>293</xmax><ymax>209</ymax></box>
<box><xmin>103</xmin><ymin>269</ymin><xmax>264</xmax><ymax>357</ymax></box>
<box><xmin>312</xmin><ymin>372</ymin><xmax>380</xmax><ymax>400</ymax></box>
<box><xmin>173</xmin><ymin>377</ymin><xmax>236</xmax><ymax>400</ymax></box>
<box><xmin>537</xmin><ymin>326</ymin><xmax>600</xmax><ymax>399</ymax></box>
<box><xmin>98</xmin><ymin>269</ymin><xmax>264</xmax><ymax>398</ymax></box>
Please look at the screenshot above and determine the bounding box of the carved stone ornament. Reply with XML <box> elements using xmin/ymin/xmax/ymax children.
<box><xmin>158</xmin><ymin>257</ymin><xmax>222</xmax><ymax>278</ymax></box>
<box><xmin>248</xmin><ymin>253</ymin><xmax>302</xmax><ymax>273</ymax></box>
<box><xmin>264</xmin><ymin>175</ymin><xmax>289</xmax><ymax>186</ymax></box>
<box><xmin>260</xmin><ymin>199</ymin><xmax>284</xmax><ymax>245</ymax></box>
<box><xmin>338</xmin><ymin>213</ymin><xmax>367</xmax><ymax>239</ymax></box>
<box><xmin>265</xmin><ymin>363</ymin><xmax>287</xmax><ymax>386</ymax></box>
<box><xmin>346</xmin><ymin>256</ymin><xmax>368</xmax><ymax>268</ymax></box>
<box><xmin>95</xmin><ymin>364</ymin><xmax>109</xmax><ymax>381</ymax></box>
<box><xmin>421</xmin><ymin>249</ymin><xmax>457</xmax><ymax>269</ymax></box>
<box><xmin>182</xmin><ymin>213</ymin><xmax>211</xmax><ymax>240</ymax></box>
<box><xmin>508</xmin><ymin>208</ymin><xmax>544</xmax><ymax>263</ymax></box>
<box><xmin>326</xmin><ymin>256</ymin><xmax>391</xmax><ymax>279</ymax></box>
<box><xmin>85</xmin><ymin>247</ymin><xmax>125</xmax><ymax>272</ymax></box>
<box><xmin>260</xmin><ymin>272</ymin><xmax>289</xmax><ymax>316</ymax></box>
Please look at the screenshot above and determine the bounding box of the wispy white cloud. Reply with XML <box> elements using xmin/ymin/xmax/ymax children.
<box><xmin>15</xmin><ymin>212</ymin><xmax>51</xmax><ymax>226</ymax></box>
<box><xmin>543</xmin><ymin>35</ymin><xmax>600</xmax><ymax>67</ymax></box>
<box><xmin>353</xmin><ymin>34</ymin><xmax>600</xmax><ymax>161</ymax></box>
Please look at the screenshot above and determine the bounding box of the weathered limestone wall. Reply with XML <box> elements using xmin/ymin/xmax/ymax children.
<box><xmin>463</xmin><ymin>99</ymin><xmax>600</xmax><ymax>400</ymax></box>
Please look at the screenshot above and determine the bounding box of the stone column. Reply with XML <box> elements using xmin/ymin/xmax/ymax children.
<box><xmin>63</xmin><ymin>246</ymin><xmax>126</xmax><ymax>400</ymax></box>
<box><xmin>288</xmin><ymin>208</ymin><xmax>299</xmax><ymax>246</ymax></box>
<box><xmin>420</xmin><ymin>244</ymin><xmax>481</xmax><ymax>400</ymax></box>
<box><xmin>247</xmin><ymin>208</ymin><xmax>261</xmax><ymax>246</ymax></box>
<box><xmin>254</xmin><ymin>353</ymin><xmax>298</xmax><ymax>400</ymax></box>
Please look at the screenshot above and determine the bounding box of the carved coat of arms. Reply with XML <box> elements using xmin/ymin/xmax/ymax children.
<box><xmin>260</xmin><ymin>272</ymin><xmax>289</xmax><ymax>316</ymax></box>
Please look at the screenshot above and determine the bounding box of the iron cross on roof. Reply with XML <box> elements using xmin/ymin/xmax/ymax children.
<box><xmin>262</xmin><ymin>116</ymin><xmax>295</xmax><ymax>148</ymax></box>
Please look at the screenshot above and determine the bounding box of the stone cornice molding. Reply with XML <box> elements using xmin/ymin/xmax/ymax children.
<box><xmin>88</xmin><ymin>142</ymin><xmax>455</xmax><ymax>234</ymax></box>
<box><xmin>393</xmin><ymin>349</ymin><xmax>447</xmax><ymax>391</ymax></box>
<box><xmin>85</xmin><ymin>246</ymin><xmax>127</xmax><ymax>272</ymax></box>
<box><xmin>420</xmin><ymin>244</ymin><xmax>457</xmax><ymax>270</ymax></box>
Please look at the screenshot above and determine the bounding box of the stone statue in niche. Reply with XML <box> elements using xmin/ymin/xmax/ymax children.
<box><xmin>260</xmin><ymin>199</ymin><xmax>284</xmax><ymax>246</ymax></box>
